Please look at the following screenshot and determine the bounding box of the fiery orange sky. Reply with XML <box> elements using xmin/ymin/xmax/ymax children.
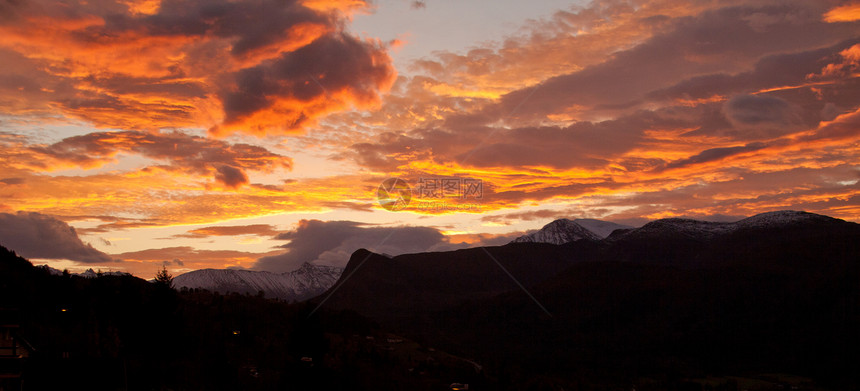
<box><xmin>1</xmin><ymin>0</ymin><xmax>859</xmax><ymax>276</ymax></box>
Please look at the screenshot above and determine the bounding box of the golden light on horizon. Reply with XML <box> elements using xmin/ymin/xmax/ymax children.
<box><xmin>0</xmin><ymin>0</ymin><xmax>858</xmax><ymax>276</ymax></box>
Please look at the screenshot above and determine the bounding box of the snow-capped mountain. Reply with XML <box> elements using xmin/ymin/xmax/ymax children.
<box><xmin>173</xmin><ymin>262</ymin><xmax>343</xmax><ymax>301</ymax></box>
<box><xmin>512</xmin><ymin>218</ymin><xmax>631</xmax><ymax>244</ymax></box>
<box><xmin>732</xmin><ymin>210</ymin><xmax>835</xmax><ymax>229</ymax></box>
<box><xmin>39</xmin><ymin>265</ymin><xmax>131</xmax><ymax>278</ymax></box>
<box><xmin>79</xmin><ymin>268</ymin><xmax>131</xmax><ymax>278</ymax></box>
<box><xmin>614</xmin><ymin>218</ymin><xmax>733</xmax><ymax>240</ymax></box>
<box><xmin>511</xmin><ymin>211</ymin><xmax>836</xmax><ymax>246</ymax></box>
<box><xmin>609</xmin><ymin>210</ymin><xmax>839</xmax><ymax>241</ymax></box>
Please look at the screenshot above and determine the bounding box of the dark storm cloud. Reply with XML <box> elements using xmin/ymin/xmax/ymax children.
<box><xmin>0</xmin><ymin>177</ymin><xmax>24</xmax><ymax>185</ymax></box>
<box><xmin>0</xmin><ymin>211</ymin><xmax>116</xmax><ymax>263</ymax></box>
<box><xmin>117</xmin><ymin>0</ymin><xmax>325</xmax><ymax>56</ymax></box>
<box><xmin>722</xmin><ymin>94</ymin><xmax>804</xmax><ymax>139</ymax></box>
<box><xmin>0</xmin><ymin>0</ymin><xmax>395</xmax><ymax>133</ymax></box>
<box><xmin>214</xmin><ymin>165</ymin><xmax>249</xmax><ymax>188</ymax></box>
<box><xmin>220</xmin><ymin>32</ymin><xmax>396</xmax><ymax>130</ymax></box>
<box><xmin>254</xmin><ymin>219</ymin><xmax>449</xmax><ymax>272</ymax></box>
<box><xmin>663</xmin><ymin>142</ymin><xmax>768</xmax><ymax>170</ymax></box>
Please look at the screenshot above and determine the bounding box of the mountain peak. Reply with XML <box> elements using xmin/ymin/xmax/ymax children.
<box><xmin>512</xmin><ymin>219</ymin><xmax>599</xmax><ymax>245</ymax></box>
<box><xmin>512</xmin><ymin>218</ymin><xmax>630</xmax><ymax>245</ymax></box>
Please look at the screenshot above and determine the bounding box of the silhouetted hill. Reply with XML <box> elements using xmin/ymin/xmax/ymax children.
<box><xmin>314</xmin><ymin>242</ymin><xmax>594</xmax><ymax>322</ymax></box>
<box><xmin>311</xmin><ymin>211</ymin><xmax>860</xmax><ymax>389</ymax></box>
<box><xmin>605</xmin><ymin>210</ymin><xmax>860</xmax><ymax>267</ymax></box>
<box><xmin>319</xmin><ymin>211</ymin><xmax>859</xmax><ymax>320</ymax></box>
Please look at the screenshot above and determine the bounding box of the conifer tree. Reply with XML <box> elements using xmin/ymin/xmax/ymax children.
<box><xmin>154</xmin><ymin>265</ymin><xmax>173</xmax><ymax>288</ymax></box>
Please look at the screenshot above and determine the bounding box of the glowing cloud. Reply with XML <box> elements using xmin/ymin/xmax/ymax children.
<box><xmin>824</xmin><ymin>3</ymin><xmax>860</xmax><ymax>22</ymax></box>
<box><xmin>0</xmin><ymin>0</ymin><xmax>395</xmax><ymax>134</ymax></box>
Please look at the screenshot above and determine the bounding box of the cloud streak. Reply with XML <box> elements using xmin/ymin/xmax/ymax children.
<box><xmin>27</xmin><ymin>130</ymin><xmax>291</xmax><ymax>188</ymax></box>
<box><xmin>172</xmin><ymin>224</ymin><xmax>279</xmax><ymax>238</ymax></box>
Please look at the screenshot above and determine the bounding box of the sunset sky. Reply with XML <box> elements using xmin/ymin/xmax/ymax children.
<box><xmin>1</xmin><ymin>0</ymin><xmax>859</xmax><ymax>277</ymax></box>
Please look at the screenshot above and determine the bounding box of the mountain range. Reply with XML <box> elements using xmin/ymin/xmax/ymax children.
<box><xmin>175</xmin><ymin>211</ymin><xmax>846</xmax><ymax>304</ymax></box>
<box><xmin>309</xmin><ymin>210</ymin><xmax>860</xmax><ymax>387</ymax></box>
<box><xmin>173</xmin><ymin>262</ymin><xmax>343</xmax><ymax>301</ymax></box>
<box><xmin>319</xmin><ymin>210</ymin><xmax>856</xmax><ymax>316</ymax></box>
<box><xmin>170</xmin><ymin>217</ymin><xmax>630</xmax><ymax>300</ymax></box>
<box><xmin>40</xmin><ymin>265</ymin><xmax>131</xmax><ymax>278</ymax></box>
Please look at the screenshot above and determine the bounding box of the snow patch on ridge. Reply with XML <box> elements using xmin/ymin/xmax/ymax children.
<box><xmin>173</xmin><ymin>262</ymin><xmax>343</xmax><ymax>301</ymax></box>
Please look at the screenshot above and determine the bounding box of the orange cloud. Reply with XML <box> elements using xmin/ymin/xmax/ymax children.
<box><xmin>0</xmin><ymin>0</ymin><xmax>394</xmax><ymax>134</ymax></box>
<box><xmin>214</xmin><ymin>33</ymin><xmax>396</xmax><ymax>136</ymax></box>
<box><xmin>809</xmin><ymin>44</ymin><xmax>860</xmax><ymax>80</ymax></box>
<box><xmin>25</xmin><ymin>130</ymin><xmax>291</xmax><ymax>187</ymax></box>
<box><xmin>2</xmin><ymin>0</ymin><xmax>860</xmax><ymax>246</ymax></box>
<box><xmin>824</xmin><ymin>3</ymin><xmax>860</xmax><ymax>22</ymax></box>
<box><xmin>172</xmin><ymin>224</ymin><xmax>280</xmax><ymax>239</ymax></box>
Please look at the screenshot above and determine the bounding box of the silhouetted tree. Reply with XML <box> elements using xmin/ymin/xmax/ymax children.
<box><xmin>154</xmin><ymin>265</ymin><xmax>173</xmax><ymax>288</ymax></box>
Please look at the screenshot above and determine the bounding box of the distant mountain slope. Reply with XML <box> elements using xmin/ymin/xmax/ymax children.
<box><xmin>604</xmin><ymin>210</ymin><xmax>856</xmax><ymax>265</ymax></box>
<box><xmin>512</xmin><ymin>218</ymin><xmax>631</xmax><ymax>244</ymax></box>
<box><xmin>608</xmin><ymin>210</ymin><xmax>836</xmax><ymax>241</ymax></box>
<box><xmin>174</xmin><ymin>263</ymin><xmax>342</xmax><ymax>301</ymax></box>
<box><xmin>40</xmin><ymin>265</ymin><xmax>131</xmax><ymax>278</ymax></box>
